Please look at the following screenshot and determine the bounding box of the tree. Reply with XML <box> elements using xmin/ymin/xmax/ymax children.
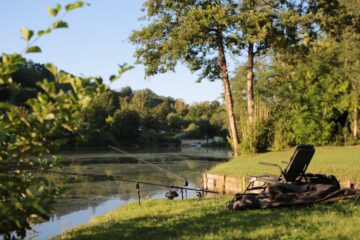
<box><xmin>79</xmin><ymin>90</ymin><xmax>117</xmax><ymax>147</ymax></box>
<box><xmin>234</xmin><ymin>0</ymin><xmax>344</xmax><ymax>123</ymax></box>
<box><xmin>118</xmin><ymin>86</ymin><xmax>133</xmax><ymax>98</ymax></box>
<box><xmin>130</xmin><ymin>0</ymin><xmax>240</xmax><ymax>154</ymax></box>
<box><xmin>111</xmin><ymin>109</ymin><xmax>141</xmax><ymax>146</ymax></box>
<box><xmin>337</xmin><ymin>0</ymin><xmax>360</xmax><ymax>141</ymax></box>
<box><xmin>0</xmin><ymin>61</ymin><xmax>55</xmax><ymax>105</ymax></box>
<box><xmin>174</xmin><ymin>99</ymin><xmax>188</xmax><ymax>117</ymax></box>
<box><xmin>255</xmin><ymin>33</ymin><xmax>357</xmax><ymax>147</ymax></box>
<box><xmin>167</xmin><ymin>112</ymin><xmax>184</xmax><ymax>131</ymax></box>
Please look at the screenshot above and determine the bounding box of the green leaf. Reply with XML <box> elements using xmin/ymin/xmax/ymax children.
<box><xmin>65</xmin><ymin>1</ymin><xmax>88</xmax><ymax>12</ymax></box>
<box><xmin>44</xmin><ymin>113</ymin><xmax>55</xmax><ymax>120</ymax></box>
<box><xmin>109</xmin><ymin>75</ymin><xmax>117</xmax><ymax>82</ymax></box>
<box><xmin>38</xmin><ymin>28</ymin><xmax>52</xmax><ymax>37</ymax></box>
<box><xmin>48</xmin><ymin>7</ymin><xmax>57</xmax><ymax>17</ymax></box>
<box><xmin>45</xmin><ymin>63</ymin><xmax>58</xmax><ymax>76</ymax></box>
<box><xmin>105</xmin><ymin>116</ymin><xmax>114</xmax><ymax>124</ymax></box>
<box><xmin>109</xmin><ymin>64</ymin><xmax>134</xmax><ymax>82</ymax></box>
<box><xmin>53</xmin><ymin>21</ymin><xmax>69</xmax><ymax>29</ymax></box>
<box><xmin>21</xmin><ymin>27</ymin><xmax>34</xmax><ymax>41</ymax></box>
<box><xmin>80</xmin><ymin>96</ymin><xmax>92</xmax><ymax>107</ymax></box>
<box><xmin>26</xmin><ymin>46</ymin><xmax>42</xmax><ymax>53</ymax></box>
<box><xmin>56</xmin><ymin>3</ymin><xmax>62</xmax><ymax>12</ymax></box>
<box><xmin>48</xmin><ymin>4</ymin><xmax>62</xmax><ymax>17</ymax></box>
<box><xmin>118</xmin><ymin>64</ymin><xmax>135</xmax><ymax>75</ymax></box>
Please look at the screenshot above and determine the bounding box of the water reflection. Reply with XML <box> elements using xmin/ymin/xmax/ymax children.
<box><xmin>25</xmin><ymin>153</ymin><xmax>224</xmax><ymax>240</ymax></box>
<box><xmin>27</xmin><ymin>198</ymin><xmax>125</xmax><ymax>240</ymax></box>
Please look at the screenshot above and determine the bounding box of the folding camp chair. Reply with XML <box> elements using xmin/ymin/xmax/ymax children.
<box><xmin>244</xmin><ymin>144</ymin><xmax>315</xmax><ymax>193</ymax></box>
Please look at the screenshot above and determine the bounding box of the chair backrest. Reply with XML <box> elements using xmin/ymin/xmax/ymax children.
<box><xmin>283</xmin><ymin>144</ymin><xmax>315</xmax><ymax>182</ymax></box>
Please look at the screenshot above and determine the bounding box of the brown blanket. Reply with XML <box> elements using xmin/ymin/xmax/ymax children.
<box><xmin>226</xmin><ymin>181</ymin><xmax>358</xmax><ymax>210</ymax></box>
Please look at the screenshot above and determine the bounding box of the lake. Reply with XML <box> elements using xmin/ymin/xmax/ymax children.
<box><xmin>25</xmin><ymin>148</ymin><xmax>228</xmax><ymax>240</ymax></box>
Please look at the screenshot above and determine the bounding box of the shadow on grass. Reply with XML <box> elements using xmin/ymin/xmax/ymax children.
<box><xmin>61</xmin><ymin>200</ymin><xmax>360</xmax><ymax>240</ymax></box>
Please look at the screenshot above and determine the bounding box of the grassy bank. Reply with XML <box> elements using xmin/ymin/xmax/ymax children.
<box><xmin>56</xmin><ymin>198</ymin><xmax>360</xmax><ymax>240</ymax></box>
<box><xmin>210</xmin><ymin>145</ymin><xmax>360</xmax><ymax>182</ymax></box>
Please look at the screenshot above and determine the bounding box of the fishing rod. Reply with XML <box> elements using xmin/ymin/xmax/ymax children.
<box><xmin>108</xmin><ymin>145</ymin><xmax>189</xmax><ymax>186</ymax></box>
<box><xmin>38</xmin><ymin>169</ymin><xmax>218</xmax><ymax>193</ymax></box>
<box><xmin>24</xmin><ymin>146</ymin><xmax>221</xmax><ymax>204</ymax></box>
<box><xmin>31</xmin><ymin>169</ymin><xmax>220</xmax><ymax>204</ymax></box>
<box><xmin>32</xmin><ymin>169</ymin><xmax>219</xmax><ymax>204</ymax></box>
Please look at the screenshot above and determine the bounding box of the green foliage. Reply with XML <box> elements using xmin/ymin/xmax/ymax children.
<box><xmin>0</xmin><ymin>2</ymin><xmax>96</xmax><ymax>239</ymax></box>
<box><xmin>61</xmin><ymin>86</ymin><xmax>227</xmax><ymax>148</ymax></box>
<box><xmin>166</xmin><ymin>113</ymin><xmax>184</xmax><ymax>131</ymax></box>
<box><xmin>25</xmin><ymin>46</ymin><xmax>42</xmax><ymax>53</ymax></box>
<box><xmin>19</xmin><ymin>1</ymin><xmax>90</xmax><ymax>55</ymax></box>
<box><xmin>130</xmin><ymin>0</ymin><xmax>237</xmax><ymax>81</ymax></box>
<box><xmin>111</xmin><ymin>109</ymin><xmax>141</xmax><ymax>146</ymax></box>
<box><xmin>231</xmin><ymin>61</ymin><xmax>274</xmax><ymax>153</ymax></box>
<box><xmin>184</xmin><ymin>101</ymin><xmax>227</xmax><ymax>139</ymax></box>
<box><xmin>239</xmin><ymin>118</ymin><xmax>273</xmax><ymax>154</ymax></box>
<box><xmin>0</xmin><ymin>54</ymin><xmax>105</xmax><ymax>238</ymax></box>
<box><xmin>48</xmin><ymin>4</ymin><xmax>62</xmax><ymax>18</ymax></box>
<box><xmin>53</xmin><ymin>21</ymin><xmax>69</xmax><ymax>29</ymax></box>
<box><xmin>229</xmin><ymin>0</ymin><xmax>360</xmax><ymax>151</ymax></box>
<box><xmin>65</xmin><ymin>1</ymin><xmax>89</xmax><ymax>12</ymax></box>
<box><xmin>21</xmin><ymin>28</ymin><xmax>33</xmax><ymax>41</ymax></box>
<box><xmin>109</xmin><ymin>63</ymin><xmax>134</xmax><ymax>82</ymax></box>
<box><xmin>265</xmin><ymin>36</ymin><xmax>357</xmax><ymax>147</ymax></box>
<box><xmin>185</xmin><ymin>123</ymin><xmax>200</xmax><ymax>139</ymax></box>
<box><xmin>75</xmin><ymin>90</ymin><xmax>116</xmax><ymax>148</ymax></box>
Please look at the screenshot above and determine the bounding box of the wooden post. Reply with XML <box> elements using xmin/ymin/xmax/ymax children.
<box><xmin>203</xmin><ymin>173</ymin><xmax>208</xmax><ymax>193</ymax></box>
<box><xmin>136</xmin><ymin>182</ymin><xmax>141</xmax><ymax>205</ymax></box>
<box><xmin>222</xmin><ymin>175</ymin><xmax>226</xmax><ymax>194</ymax></box>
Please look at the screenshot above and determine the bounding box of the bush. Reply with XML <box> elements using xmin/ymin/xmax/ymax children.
<box><xmin>239</xmin><ymin>119</ymin><xmax>273</xmax><ymax>154</ymax></box>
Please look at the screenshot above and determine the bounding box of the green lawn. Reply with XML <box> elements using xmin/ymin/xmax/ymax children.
<box><xmin>56</xmin><ymin>198</ymin><xmax>360</xmax><ymax>240</ymax></box>
<box><xmin>210</xmin><ymin>145</ymin><xmax>360</xmax><ymax>182</ymax></box>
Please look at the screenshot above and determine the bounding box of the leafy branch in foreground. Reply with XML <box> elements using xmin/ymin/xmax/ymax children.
<box><xmin>21</xmin><ymin>1</ymin><xmax>90</xmax><ymax>54</ymax></box>
<box><xmin>0</xmin><ymin>54</ymin><xmax>106</xmax><ymax>239</ymax></box>
<box><xmin>0</xmin><ymin>1</ymin><xmax>107</xmax><ymax>239</ymax></box>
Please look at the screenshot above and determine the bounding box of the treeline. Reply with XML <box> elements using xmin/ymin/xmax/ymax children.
<box><xmin>77</xmin><ymin>87</ymin><xmax>227</xmax><ymax>148</ymax></box>
<box><xmin>2</xmin><ymin>62</ymin><xmax>228</xmax><ymax>149</ymax></box>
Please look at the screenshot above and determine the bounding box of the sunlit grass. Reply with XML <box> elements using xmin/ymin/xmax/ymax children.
<box><xmin>55</xmin><ymin>198</ymin><xmax>360</xmax><ymax>240</ymax></box>
<box><xmin>209</xmin><ymin>145</ymin><xmax>360</xmax><ymax>182</ymax></box>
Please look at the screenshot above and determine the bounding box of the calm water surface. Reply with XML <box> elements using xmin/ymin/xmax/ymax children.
<box><xmin>25</xmin><ymin>148</ymin><xmax>227</xmax><ymax>239</ymax></box>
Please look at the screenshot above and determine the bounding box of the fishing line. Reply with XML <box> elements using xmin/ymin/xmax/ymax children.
<box><xmin>108</xmin><ymin>145</ymin><xmax>187</xmax><ymax>183</ymax></box>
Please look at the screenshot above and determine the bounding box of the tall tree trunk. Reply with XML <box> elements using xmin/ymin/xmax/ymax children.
<box><xmin>216</xmin><ymin>30</ymin><xmax>239</xmax><ymax>155</ymax></box>
<box><xmin>354</xmin><ymin>107</ymin><xmax>358</xmax><ymax>140</ymax></box>
<box><xmin>353</xmin><ymin>59</ymin><xmax>359</xmax><ymax>140</ymax></box>
<box><xmin>247</xmin><ymin>42</ymin><xmax>255</xmax><ymax>123</ymax></box>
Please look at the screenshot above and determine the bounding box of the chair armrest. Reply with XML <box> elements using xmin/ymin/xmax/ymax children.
<box><xmin>259</xmin><ymin>162</ymin><xmax>285</xmax><ymax>176</ymax></box>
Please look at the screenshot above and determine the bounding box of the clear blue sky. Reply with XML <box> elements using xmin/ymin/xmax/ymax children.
<box><xmin>0</xmin><ymin>0</ymin><xmax>239</xmax><ymax>104</ymax></box>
